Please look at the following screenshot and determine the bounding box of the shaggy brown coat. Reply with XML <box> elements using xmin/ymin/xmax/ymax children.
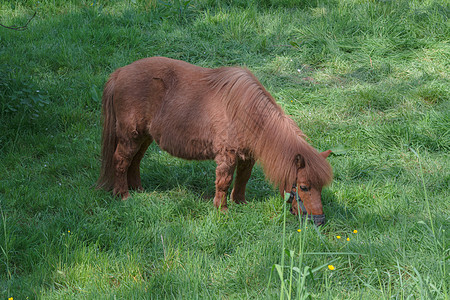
<box><xmin>97</xmin><ymin>57</ymin><xmax>332</xmax><ymax>219</ymax></box>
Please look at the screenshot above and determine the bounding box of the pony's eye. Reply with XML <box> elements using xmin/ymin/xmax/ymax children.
<box><xmin>299</xmin><ymin>186</ymin><xmax>309</xmax><ymax>192</ymax></box>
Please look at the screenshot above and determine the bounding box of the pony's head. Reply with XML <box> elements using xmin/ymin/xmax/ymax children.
<box><xmin>286</xmin><ymin>150</ymin><xmax>332</xmax><ymax>226</ymax></box>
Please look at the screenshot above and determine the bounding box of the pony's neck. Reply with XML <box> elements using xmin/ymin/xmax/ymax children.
<box><xmin>207</xmin><ymin>66</ymin><xmax>332</xmax><ymax>191</ymax></box>
<box><xmin>251</xmin><ymin>113</ymin><xmax>304</xmax><ymax>193</ymax></box>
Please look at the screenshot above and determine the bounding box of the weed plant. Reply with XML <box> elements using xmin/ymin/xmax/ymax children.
<box><xmin>0</xmin><ymin>0</ymin><xmax>448</xmax><ymax>298</ymax></box>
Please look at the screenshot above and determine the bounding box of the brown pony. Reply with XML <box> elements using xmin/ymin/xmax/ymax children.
<box><xmin>97</xmin><ymin>57</ymin><xmax>333</xmax><ymax>225</ymax></box>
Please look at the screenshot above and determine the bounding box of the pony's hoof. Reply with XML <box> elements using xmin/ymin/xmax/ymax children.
<box><xmin>116</xmin><ymin>191</ymin><xmax>130</xmax><ymax>200</ymax></box>
<box><xmin>233</xmin><ymin>198</ymin><xmax>247</xmax><ymax>204</ymax></box>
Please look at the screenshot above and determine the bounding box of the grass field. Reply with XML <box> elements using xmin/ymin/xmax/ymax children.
<box><xmin>0</xmin><ymin>0</ymin><xmax>449</xmax><ymax>298</ymax></box>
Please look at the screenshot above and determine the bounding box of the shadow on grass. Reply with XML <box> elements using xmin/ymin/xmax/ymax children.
<box><xmin>139</xmin><ymin>143</ymin><xmax>277</xmax><ymax>203</ymax></box>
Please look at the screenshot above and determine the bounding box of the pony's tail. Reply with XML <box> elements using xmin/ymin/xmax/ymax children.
<box><xmin>97</xmin><ymin>73</ymin><xmax>118</xmax><ymax>191</ymax></box>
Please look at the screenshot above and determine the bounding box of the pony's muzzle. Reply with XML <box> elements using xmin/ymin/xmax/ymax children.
<box><xmin>286</xmin><ymin>189</ymin><xmax>326</xmax><ymax>226</ymax></box>
<box><xmin>306</xmin><ymin>214</ymin><xmax>326</xmax><ymax>226</ymax></box>
<box><xmin>311</xmin><ymin>214</ymin><xmax>326</xmax><ymax>226</ymax></box>
<box><xmin>290</xmin><ymin>207</ymin><xmax>326</xmax><ymax>226</ymax></box>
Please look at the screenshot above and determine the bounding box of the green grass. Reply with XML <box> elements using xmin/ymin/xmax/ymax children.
<box><xmin>0</xmin><ymin>0</ymin><xmax>449</xmax><ymax>298</ymax></box>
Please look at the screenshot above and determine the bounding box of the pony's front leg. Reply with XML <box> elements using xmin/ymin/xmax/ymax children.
<box><xmin>214</xmin><ymin>152</ymin><xmax>236</xmax><ymax>211</ymax></box>
<box><xmin>231</xmin><ymin>158</ymin><xmax>255</xmax><ymax>204</ymax></box>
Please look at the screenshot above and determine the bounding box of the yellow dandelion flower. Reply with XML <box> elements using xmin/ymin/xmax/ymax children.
<box><xmin>336</xmin><ymin>235</ymin><xmax>341</xmax><ymax>239</ymax></box>
<box><xmin>68</xmin><ymin>230</ymin><xmax>70</xmax><ymax>233</ymax></box>
<box><xmin>9</xmin><ymin>297</ymin><xmax>13</xmax><ymax>300</ymax></box>
<box><xmin>297</xmin><ymin>229</ymin><xmax>301</xmax><ymax>232</ymax></box>
<box><xmin>328</xmin><ymin>265</ymin><xmax>335</xmax><ymax>270</ymax></box>
<box><xmin>353</xmin><ymin>230</ymin><xmax>358</xmax><ymax>233</ymax></box>
<box><xmin>347</xmin><ymin>237</ymin><xmax>350</xmax><ymax>241</ymax></box>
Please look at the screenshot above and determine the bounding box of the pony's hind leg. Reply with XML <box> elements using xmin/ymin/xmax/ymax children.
<box><xmin>231</xmin><ymin>158</ymin><xmax>255</xmax><ymax>204</ymax></box>
<box><xmin>214</xmin><ymin>151</ymin><xmax>237</xmax><ymax>211</ymax></box>
<box><xmin>113</xmin><ymin>137</ymin><xmax>141</xmax><ymax>200</ymax></box>
<box><xmin>127</xmin><ymin>138</ymin><xmax>152</xmax><ymax>191</ymax></box>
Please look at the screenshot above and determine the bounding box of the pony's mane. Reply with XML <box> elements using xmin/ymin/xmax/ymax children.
<box><xmin>207</xmin><ymin>67</ymin><xmax>332</xmax><ymax>192</ymax></box>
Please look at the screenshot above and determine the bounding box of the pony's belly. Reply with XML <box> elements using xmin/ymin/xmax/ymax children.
<box><xmin>156</xmin><ymin>137</ymin><xmax>215</xmax><ymax>161</ymax></box>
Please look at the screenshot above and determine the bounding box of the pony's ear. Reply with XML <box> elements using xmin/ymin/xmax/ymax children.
<box><xmin>320</xmin><ymin>150</ymin><xmax>332</xmax><ymax>159</ymax></box>
<box><xmin>295</xmin><ymin>154</ymin><xmax>305</xmax><ymax>169</ymax></box>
